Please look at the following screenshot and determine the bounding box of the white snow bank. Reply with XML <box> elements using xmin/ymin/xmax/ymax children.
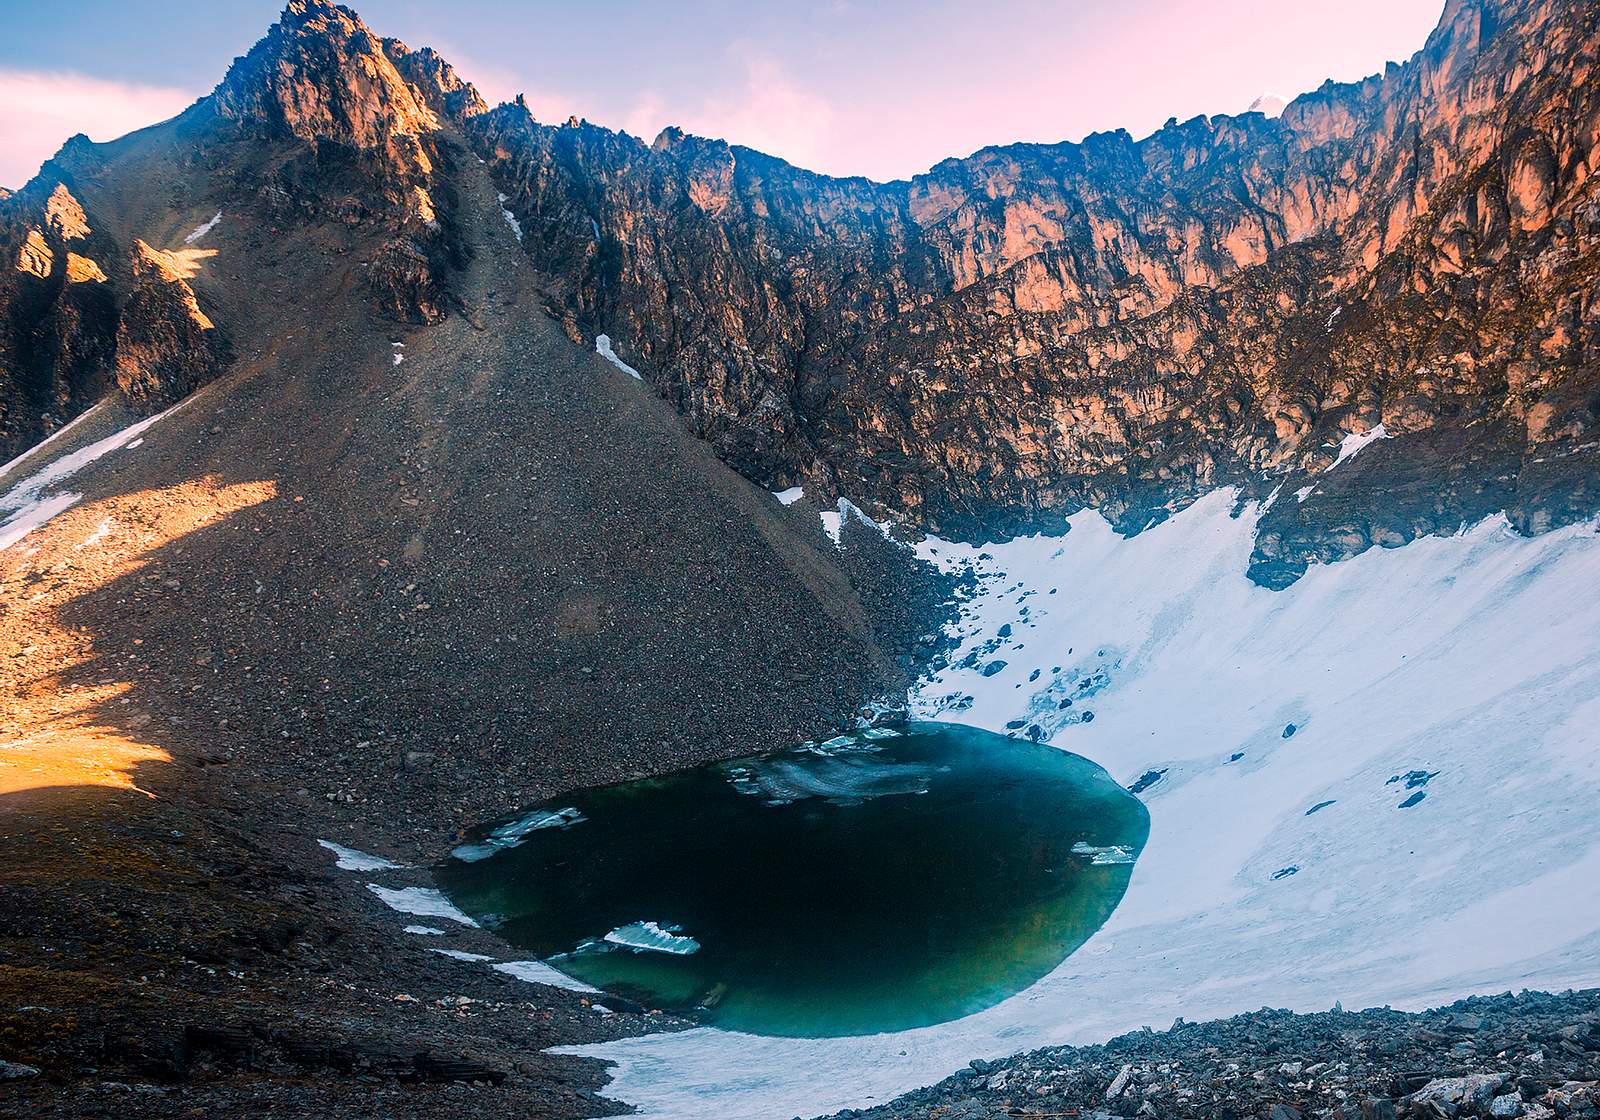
<box><xmin>495</xmin><ymin>959</ymin><xmax>603</xmax><ymax>993</ymax></box>
<box><xmin>564</xmin><ymin>489</ymin><xmax>1600</xmax><ymax>1119</ymax></box>
<box><xmin>496</xmin><ymin>193</ymin><xmax>523</xmax><ymax>241</ymax></box>
<box><xmin>317</xmin><ymin>839</ymin><xmax>403</xmax><ymax>871</ymax></box>
<box><xmin>433</xmin><ymin>947</ymin><xmax>492</xmax><ymax>962</ymax></box>
<box><xmin>183</xmin><ymin>211</ymin><xmax>222</xmax><ymax>245</ymax></box>
<box><xmin>367</xmin><ymin>884</ymin><xmax>479</xmax><ymax>927</ymax></box>
<box><xmin>0</xmin><ymin>492</ymin><xmax>82</xmax><ymax>551</ymax></box>
<box><xmin>404</xmin><ymin>925</ymin><xmax>445</xmax><ymax>936</ymax></box>
<box><xmin>0</xmin><ymin>402</ymin><xmax>102</xmax><ymax>481</ymax></box>
<box><xmin>1328</xmin><ymin>423</ymin><xmax>1390</xmax><ymax>470</ymax></box>
<box><xmin>821</xmin><ymin>497</ymin><xmax>891</xmax><ymax>545</ymax></box>
<box><xmin>0</xmin><ymin>401</ymin><xmax>186</xmax><ymax>550</ymax></box>
<box><xmin>603</xmin><ymin>921</ymin><xmax>701</xmax><ymax>956</ymax></box>
<box><xmin>773</xmin><ymin>486</ymin><xmax>805</xmax><ymax>506</ymax></box>
<box><xmin>595</xmin><ymin>334</ymin><xmax>643</xmax><ymax>381</ymax></box>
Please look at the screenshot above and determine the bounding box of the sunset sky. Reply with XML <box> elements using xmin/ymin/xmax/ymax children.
<box><xmin>0</xmin><ymin>0</ymin><xmax>1446</xmax><ymax>188</ymax></box>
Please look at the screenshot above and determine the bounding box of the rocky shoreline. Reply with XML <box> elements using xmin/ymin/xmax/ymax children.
<box><xmin>826</xmin><ymin>990</ymin><xmax>1600</xmax><ymax>1120</ymax></box>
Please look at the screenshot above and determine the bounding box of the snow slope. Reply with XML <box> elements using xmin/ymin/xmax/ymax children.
<box><xmin>561</xmin><ymin>489</ymin><xmax>1600</xmax><ymax>1119</ymax></box>
<box><xmin>0</xmin><ymin>402</ymin><xmax>186</xmax><ymax>550</ymax></box>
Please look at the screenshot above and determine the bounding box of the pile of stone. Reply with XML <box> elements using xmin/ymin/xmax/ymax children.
<box><xmin>824</xmin><ymin>990</ymin><xmax>1600</xmax><ymax>1120</ymax></box>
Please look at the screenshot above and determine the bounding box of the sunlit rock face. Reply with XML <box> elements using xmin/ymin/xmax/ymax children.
<box><xmin>468</xmin><ymin>0</ymin><xmax>1600</xmax><ymax>572</ymax></box>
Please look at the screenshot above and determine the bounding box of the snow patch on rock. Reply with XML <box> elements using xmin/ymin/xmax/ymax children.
<box><xmin>367</xmin><ymin>885</ymin><xmax>478</xmax><ymax>927</ymax></box>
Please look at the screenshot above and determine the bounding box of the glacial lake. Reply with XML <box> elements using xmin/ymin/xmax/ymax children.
<box><xmin>435</xmin><ymin>722</ymin><xmax>1148</xmax><ymax>1037</ymax></box>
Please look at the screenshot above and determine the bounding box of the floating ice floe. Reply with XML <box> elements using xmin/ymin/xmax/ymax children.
<box><xmin>318</xmin><ymin>839</ymin><xmax>404</xmax><ymax>871</ymax></box>
<box><xmin>724</xmin><ymin>750</ymin><xmax>936</xmax><ymax>806</ymax></box>
<box><xmin>367</xmin><ymin>884</ymin><xmax>479</xmax><ymax>926</ymax></box>
<box><xmin>1071</xmin><ymin>842</ymin><xmax>1137</xmax><ymax>865</ymax></box>
<box><xmin>604</xmin><ymin>921</ymin><xmax>701</xmax><ymax>956</ymax></box>
<box><xmin>595</xmin><ymin>334</ymin><xmax>644</xmax><ymax>380</ymax></box>
<box><xmin>451</xmin><ymin>806</ymin><xmax>586</xmax><ymax>862</ymax></box>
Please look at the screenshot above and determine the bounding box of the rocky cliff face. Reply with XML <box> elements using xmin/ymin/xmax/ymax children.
<box><xmin>3</xmin><ymin>0</ymin><xmax>1596</xmax><ymax>584</ymax></box>
<box><xmin>0</xmin><ymin>180</ymin><xmax>215</xmax><ymax>457</ymax></box>
<box><xmin>468</xmin><ymin>0</ymin><xmax>1599</xmax><ymax>581</ymax></box>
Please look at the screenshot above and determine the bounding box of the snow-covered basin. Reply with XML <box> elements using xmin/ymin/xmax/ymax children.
<box><xmin>560</xmin><ymin>488</ymin><xmax>1600</xmax><ymax>1120</ymax></box>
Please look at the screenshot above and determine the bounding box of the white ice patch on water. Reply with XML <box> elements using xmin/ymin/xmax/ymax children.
<box><xmin>318</xmin><ymin>839</ymin><xmax>403</xmax><ymax>871</ymax></box>
<box><xmin>367</xmin><ymin>885</ymin><xmax>479</xmax><ymax>927</ymax></box>
<box><xmin>1071</xmin><ymin>842</ymin><xmax>1137</xmax><ymax>865</ymax></box>
<box><xmin>451</xmin><ymin>806</ymin><xmax>585</xmax><ymax>863</ymax></box>
<box><xmin>724</xmin><ymin>748</ymin><xmax>937</xmax><ymax>806</ymax></box>
<box><xmin>1328</xmin><ymin>423</ymin><xmax>1390</xmax><ymax>470</ymax></box>
<box><xmin>183</xmin><ymin>211</ymin><xmax>222</xmax><ymax>244</ymax></box>
<box><xmin>603</xmin><ymin>921</ymin><xmax>701</xmax><ymax>956</ymax></box>
<box><xmin>773</xmin><ymin>486</ymin><xmax>805</xmax><ymax>506</ymax></box>
<box><xmin>0</xmin><ymin>401</ymin><xmax>187</xmax><ymax>550</ymax></box>
<box><xmin>563</xmin><ymin>488</ymin><xmax>1600</xmax><ymax>1120</ymax></box>
<box><xmin>595</xmin><ymin>334</ymin><xmax>643</xmax><ymax>380</ymax></box>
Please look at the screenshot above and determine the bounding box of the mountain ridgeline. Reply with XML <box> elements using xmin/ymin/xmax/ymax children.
<box><xmin>3</xmin><ymin>0</ymin><xmax>1597</xmax><ymax>585</ymax></box>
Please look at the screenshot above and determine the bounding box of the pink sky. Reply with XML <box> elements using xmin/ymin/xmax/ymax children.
<box><xmin>0</xmin><ymin>1</ymin><xmax>1448</xmax><ymax>187</ymax></box>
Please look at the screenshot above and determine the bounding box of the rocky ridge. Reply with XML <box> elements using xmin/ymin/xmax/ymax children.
<box><xmin>462</xmin><ymin>0</ymin><xmax>1599</xmax><ymax>583</ymax></box>
<box><xmin>830</xmin><ymin>990</ymin><xmax>1600</xmax><ymax>1120</ymax></box>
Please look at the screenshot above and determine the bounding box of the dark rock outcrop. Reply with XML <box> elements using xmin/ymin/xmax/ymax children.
<box><xmin>468</xmin><ymin>0</ymin><xmax>1599</xmax><ymax>577</ymax></box>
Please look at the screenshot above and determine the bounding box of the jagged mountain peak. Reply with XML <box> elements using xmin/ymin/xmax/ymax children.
<box><xmin>211</xmin><ymin>0</ymin><xmax>440</xmax><ymax>148</ymax></box>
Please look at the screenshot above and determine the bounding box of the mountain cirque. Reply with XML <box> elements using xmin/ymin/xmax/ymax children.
<box><xmin>0</xmin><ymin>0</ymin><xmax>1598</xmax><ymax>1117</ymax></box>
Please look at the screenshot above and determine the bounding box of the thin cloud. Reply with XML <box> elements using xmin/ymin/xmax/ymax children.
<box><xmin>0</xmin><ymin>68</ymin><xmax>199</xmax><ymax>189</ymax></box>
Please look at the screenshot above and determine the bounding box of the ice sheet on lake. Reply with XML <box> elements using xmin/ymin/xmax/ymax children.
<box><xmin>562</xmin><ymin>488</ymin><xmax>1600</xmax><ymax>1120</ymax></box>
<box><xmin>1071</xmin><ymin>842</ymin><xmax>1137</xmax><ymax>865</ymax></box>
<box><xmin>604</xmin><ymin>921</ymin><xmax>701</xmax><ymax>956</ymax></box>
<box><xmin>723</xmin><ymin>750</ymin><xmax>937</xmax><ymax>806</ymax></box>
<box><xmin>367</xmin><ymin>884</ymin><xmax>479</xmax><ymax>927</ymax></box>
<box><xmin>317</xmin><ymin>839</ymin><xmax>403</xmax><ymax>871</ymax></box>
<box><xmin>451</xmin><ymin>806</ymin><xmax>585</xmax><ymax>862</ymax></box>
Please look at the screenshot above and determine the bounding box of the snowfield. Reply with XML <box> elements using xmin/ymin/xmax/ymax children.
<box><xmin>562</xmin><ymin>488</ymin><xmax>1600</xmax><ymax>1120</ymax></box>
<box><xmin>0</xmin><ymin>402</ymin><xmax>186</xmax><ymax>551</ymax></box>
